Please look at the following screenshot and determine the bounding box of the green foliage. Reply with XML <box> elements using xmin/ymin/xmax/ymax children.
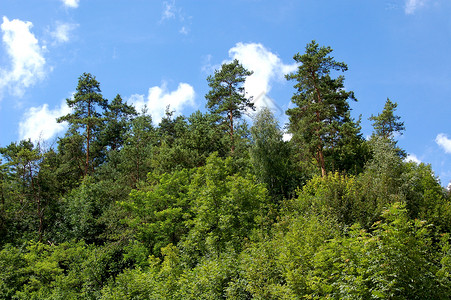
<box><xmin>0</xmin><ymin>240</ymin><xmax>149</xmax><ymax>299</ymax></box>
<box><xmin>114</xmin><ymin>112</ymin><xmax>156</xmax><ymax>187</ymax></box>
<box><xmin>354</xmin><ymin>136</ymin><xmax>406</xmax><ymax>226</ymax></box>
<box><xmin>370</xmin><ymin>98</ymin><xmax>405</xmax><ymax>139</ymax></box>
<box><xmin>123</xmin><ymin>168</ymin><xmax>193</xmax><ymax>256</ymax></box>
<box><xmin>325</xmin><ymin>115</ymin><xmax>369</xmax><ymax>175</ymax></box>
<box><xmin>286</xmin><ymin>40</ymin><xmax>357</xmax><ymax>177</ymax></box>
<box><xmin>206</xmin><ymin>59</ymin><xmax>254</xmax><ymax>152</ymax></box>
<box><xmin>306</xmin><ymin>203</ymin><xmax>450</xmax><ymax>299</ymax></box>
<box><xmin>57</xmin><ymin>72</ymin><xmax>107</xmax><ymax>176</ymax></box>
<box><xmin>102</xmin><ymin>245</ymin><xmax>246</xmax><ymax>299</ymax></box>
<box><xmin>241</xmin><ymin>212</ymin><xmax>341</xmax><ymax>299</ymax></box>
<box><xmin>126</xmin><ymin>153</ymin><xmax>270</xmax><ymax>262</ymax></box>
<box><xmin>0</xmin><ymin>140</ymin><xmax>55</xmax><ymax>243</ymax></box>
<box><xmin>179</xmin><ymin>110</ymin><xmax>227</xmax><ymax>165</ymax></box>
<box><xmin>176</xmin><ymin>252</ymin><xmax>244</xmax><ymax>299</ymax></box>
<box><xmin>295</xmin><ymin>172</ymin><xmax>361</xmax><ymax>226</ymax></box>
<box><xmin>61</xmin><ymin>176</ymin><xmax>128</xmax><ymax>244</ymax></box>
<box><xmin>100</xmin><ymin>94</ymin><xmax>137</xmax><ymax>152</ymax></box>
<box><xmin>101</xmin><ymin>243</ymin><xmax>182</xmax><ymax>299</ymax></box>
<box><xmin>0</xmin><ymin>241</ymin><xmax>89</xmax><ymax>299</ymax></box>
<box><xmin>240</xmin><ymin>203</ymin><xmax>451</xmax><ymax>299</ymax></box>
<box><xmin>151</xmin><ymin>110</ymin><xmax>207</xmax><ymax>174</ymax></box>
<box><xmin>369</xmin><ymin>98</ymin><xmax>406</xmax><ymax>158</ymax></box>
<box><xmin>291</xmin><ymin>139</ymin><xmax>451</xmax><ymax>232</ymax></box>
<box><xmin>1</xmin><ymin>53</ymin><xmax>450</xmax><ymax>299</ymax></box>
<box><xmin>0</xmin><ymin>243</ymin><xmax>28</xmax><ymax>299</ymax></box>
<box><xmin>250</xmin><ymin>107</ymin><xmax>299</xmax><ymax>200</ymax></box>
<box><xmin>402</xmin><ymin>162</ymin><xmax>451</xmax><ymax>231</ymax></box>
<box><xmin>55</xmin><ymin>127</ymin><xmax>85</xmax><ymax>190</ymax></box>
<box><xmin>180</xmin><ymin>153</ymin><xmax>270</xmax><ymax>262</ymax></box>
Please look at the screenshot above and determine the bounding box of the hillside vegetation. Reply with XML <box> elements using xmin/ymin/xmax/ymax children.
<box><xmin>0</xmin><ymin>41</ymin><xmax>450</xmax><ymax>299</ymax></box>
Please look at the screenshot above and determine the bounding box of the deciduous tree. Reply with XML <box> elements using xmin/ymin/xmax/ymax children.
<box><xmin>250</xmin><ymin>107</ymin><xmax>296</xmax><ymax>200</ymax></box>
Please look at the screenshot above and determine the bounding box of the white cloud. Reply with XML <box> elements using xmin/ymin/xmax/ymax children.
<box><xmin>436</xmin><ymin>133</ymin><xmax>451</xmax><ymax>154</ymax></box>
<box><xmin>61</xmin><ymin>0</ymin><xmax>79</xmax><ymax>8</ymax></box>
<box><xmin>129</xmin><ymin>82</ymin><xmax>195</xmax><ymax>124</ymax></box>
<box><xmin>201</xmin><ymin>54</ymin><xmax>217</xmax><ymax>74</ymax></box>
<box><xmin>19</xmin><ymin>99</ymin><xmax>72</xmax><ymax>142</ymax></box>
<box><xmin>405</xmin><ymin>0</ymin><xmax>428</xmax><ymax>14</ymax></box>
<box><xmin>405</xmin><ymin>153</ymin><xmax>422</xmax><ymax>164</ymax></box>
<box><xmin>160</xmin><ymin>1</ymin><xmax>191</xmax><ymax>33</ymax></box>
<box><xmin>161</xmin><ymin>1</ymin><xmax>176</xmax><ymax>21</ymax></box>
<box><xmin>0</xmin><ymin>16</ymin><xmax>47</xmax><ymax>98</ymax></box>
<box><xmin>227</xmin><ymin>42</ymin><xmax>297</xmax><ymax>112</ymax></box>
<box><xmin>179</xmin><ymin>26</ymin><xmax>188</xmax><ymax>35</ymax></box>
<box><xmin>50</xmin><ymin>22</ymin><xmax>78</xmax><ymax>44</ymax></box>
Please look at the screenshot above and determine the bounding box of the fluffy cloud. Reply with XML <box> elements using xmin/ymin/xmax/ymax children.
<box><xmin>19</xmin><ymin>100</ymin><xmax>72</xmax><ymax>142</ymax></box>
<box><xmin>129</xmin><ymin>82</ymin><xmax>195</xmax><ymax>124</ymax></box>
<box><xmin>405</xmin><ymin>0</ymin><xmax>428</xmax><ymax>14</ymax></box>
<box><xmin>405</xmin><ymin>153</ymin><xmax>422</xmax><ymax>164</ymax></box>
<box><xmin>50</xmin><ymin>22</ymin><xmax>78</xmax><ymax>44</ymax></box>
<box><xmin>227</xmin><ymin>42</ymin><xmax>297</xmax><ymax>112</ymax></box>
<box><xmin>0</xmin><ymin>17</ymin><xmax>47</xmax><ymax>98</ymax></box>
<box><xmin>436</xmin><ymin>133</ymin><xmax>451</xmax><ymax>154</ymax></box>
<box><xmin>179</xmin><ymin>26</ymin><xmax>188</xmax><ymax>35</ymax></box>
<box><xmin>61</xmin><ymin>0</ymin><xmax>79</xmax><ymax>8</ymax></box>
<box><xmin>161</xmin><ymin>0</ymin><xmax>176</xmax><ymax>21</ymax></box>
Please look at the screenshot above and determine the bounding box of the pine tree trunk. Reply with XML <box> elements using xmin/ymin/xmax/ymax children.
<box><xmin>86</xmin><ymin>124</ymin><xmax>90</xmax><ymax>177</ymax></box>
<box><xmin>229</xmin><ymin>109</ymin><xmax>234</xmax><ymax>153</ymax></box>
<box><xmin>319</xmin><ymin>149</ymin><xmax>326</xmax><ymax>177</ymax></box>
<box><xmin>30</xmin><ymin>167</ymin><xmax>43</xmax><ymax>242</ymax></box>
<box><xmin>313</xmin><ymin>73</ymin><xmax>326</xmax><ymax>177</ymax></box>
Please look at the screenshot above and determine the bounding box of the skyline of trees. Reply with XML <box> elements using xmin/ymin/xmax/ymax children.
<box><xmin>0</xmin><ymin>41</ymin><xmax>449</xmax><ymax>299</ymax></box>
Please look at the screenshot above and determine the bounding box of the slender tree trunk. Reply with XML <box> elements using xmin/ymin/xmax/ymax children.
<box><xmin>229</xmin><ymin>109</ymin><xmax>234</xmax><ymax>153</ymax></box>
<box><xmin>312</xmin><ymin>72</ymin><xmax>326</xmax><ymax>177</ymax></box>
<box><xmin>135</xmin><ymin>141</ymin><xmax>140</xmax><ymax>187</ymax></box>
<box><xmin>85</xmin><ymin>99</ymin><xmax>92</xmax><ymax>177</ymax></box>
<box><xmin>29</xmin><ymin>166</ymin><xmax>43</xmax><ymax>242</ymax></box>
<box><xmin>0</xmin><ymin>173</ymin><xmax>5</xmax><ymax>233</ymax></box>
<box><xmin>315</xmin><ymin>111</ymin><xmax>326</xmax><ymax>177</ymax></box>
<box><xmin>86</xmin><ymin>124</ymin><xmax>90</xmax><ymax>177</ymax></box>
<box><xmin>318</xmin><ymin>146</ymin><xmax>326</xmax><ymax>177</ymax></box>
<box><xmin>36</xmin><ymin>186</ymin><xmax>43</xmax><ymax>242</ymax></box>
<box><xmin>1</xmin><ymin>173</ymin><xmax>4</xmax><ymax>211</ymax></box>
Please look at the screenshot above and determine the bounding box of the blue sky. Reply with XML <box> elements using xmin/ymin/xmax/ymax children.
<box><xmin>1</xmin><ymin>0</ymin><xmax>451</xmax><ymax>186</ymax></box>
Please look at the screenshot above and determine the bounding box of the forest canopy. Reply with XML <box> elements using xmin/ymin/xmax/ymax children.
<box><xmin>0</xmin><ymin>41</ymin><xmax>450</xmax><ymax>299</ymax></box>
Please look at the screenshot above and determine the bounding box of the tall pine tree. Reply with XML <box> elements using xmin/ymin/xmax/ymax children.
<box><xmin>286</xmin><ymin>41</ymin><xmax>357</xmax><ymax>177</ymax></box>
<box><xmin>369</xmin><ymin>98</ymin><xmax>406</xmax><ymax>158</ymax></box>
<box><xmin>101</xmin><ymin>94</ymin><xmax>137</xmax><ymax>151</ymax></box>
<box><xmin>369</xmin><ymin>98</ymin><xmax>405</xmax><ymax>139</ymax></box>
<box><xmin>57</xmin><ymin>73</ymin><xmax>107</xmax><ymax>176</ymax></box>
<box><xmin>205</xmin><ymin>59</ymin><xmax>254</xmax><ymax>153</ymax></box>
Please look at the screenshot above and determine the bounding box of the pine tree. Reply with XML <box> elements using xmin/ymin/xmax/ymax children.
<box><xmin>57</xmin><ymin>73</ymin><xmax>107</xmax><ymax>176</ymax></box>
<box><xmin>101</xmin><ymin>94</ymin><xmax>137</xmax><ymax>151</ymax></box>
<box><xmin>368</xmin><ymin>98</ymin><xmax>406</xmax><ymax>158</ymax></box>
<box><xmin>205</xmin><ymin>59</ymin><xmax>254</xmax><ymax>153</ymax></box>
<box><xmin>0</xmin><ymin>140</ymin><xmax>44</xmax><ymax>241</ymax></box>
<box><xmin>369</xmin><ymin>98</ymin><xmax>405</xmax><ymax>139</ymax></box>
<box><xmin>286</xmin><ymin>41</ymin><xmax>356</xmax><ymax>177</ymax></box>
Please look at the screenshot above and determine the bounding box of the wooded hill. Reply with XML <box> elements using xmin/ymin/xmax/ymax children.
<box><xmin>0</xmin><ymin>41</ymin><xmax>450</xmax><ymax>299</ymax></box>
